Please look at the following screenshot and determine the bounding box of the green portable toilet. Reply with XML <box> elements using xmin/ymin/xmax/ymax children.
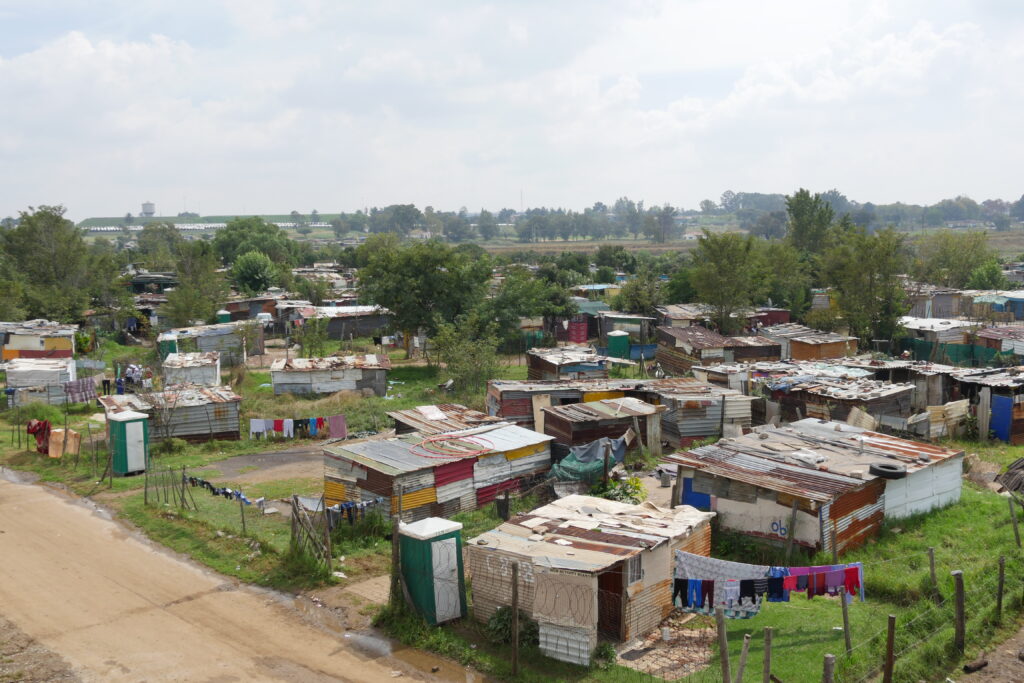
<box><xmin>216</xmin><ymin>309</ymin><xmax>231</xmax><ymax>323</ymax></box>
<box><xmin>157</xmin><ymin>333</ymin><xmax>178</xmax><ymax>360</ymax></box>
<box><xmin>399</xmin><ymin>518</ymin><xmax>467</xmax><ymax>625</ymax></box>
<box><xmin>108</xmin><ymin>410</ymin><xmax>150</xmax><ymax>476</ymax></box>
<box><xmin>607</xmin><ymin>329</ymin><xmax>630</xmax><ymax>359</ymax></box>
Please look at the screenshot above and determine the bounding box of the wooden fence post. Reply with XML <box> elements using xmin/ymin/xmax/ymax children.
<box><xmin>831</xmin><ymin>525</ymin><xmax>838</xmax><ymax>564</ymax></box>
<box><xmin>883</xmin><ymin>614</ymin><xmax>896</xmax><ymax>683</ymax></box>
<box><xmin>839</xmin><ymin>586</ymin><xmax>852</xmax><ymax>655</ymax></box>
<box><xmin>716</xmin><ymin>607</ymin><xmax>731</xmax><ymax>683</ymax></box>
<box><xmin>822</xmin><ymin>653</ymin><xmax>835</xmax><ymax>683</ymax></box>
<box><xmin>511</xmin><ymin>561</ymin><xmax>520</xmax><ymax>677</ymax></box>
<box><xmin>997</xmin><ymin>556</ymin><xmax>1006</xmax><ymax>623</ymax></box>
<box><xmin>928</xmin><ymin>547</ymin><xmax>940</xmax><ymax>604</ymax></box>
<box><xmin>734</xmin><ymin>633</ymin><xmax>751</xmax><ymax>683</ymax></box>
<box><xmin>784</xmin><ymin>500</ymin><xmax>799</xmax><ymax>564</ymax></box>
<box><xmin>239</xmin><ymin>497</ymin><xmax>246</xmax><ymax>535</ymax></box>
<box><xmin>602</xmin><ymin>442</ymin><xmax>611</xmax><ymax>486</ymax></box>
<box><xmin>389</xmin><ymin>484</ymin><xmax>403</xmax><ymax>607</ymax></box>
<box><xmin>952</xmin><ymin>570</ymin><xmax>965</xmax><ymax>654</ymax></box>
<box><xmin>762</xmin><ymin>627</ymin><xmax>772</xmax><ymax>683</ymax></box>
<box><xmin>1010</xmin><ymin>498</ymin><xmax>1021</xmax><ymax>549</ymax></box>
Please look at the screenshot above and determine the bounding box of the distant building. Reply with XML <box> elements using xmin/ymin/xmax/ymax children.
<box><xmin>141</xmin><ymin>201</ymin><xmax>155</xmax><ymax>217</ymax></box>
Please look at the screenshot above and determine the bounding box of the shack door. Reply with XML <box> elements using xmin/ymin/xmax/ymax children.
<box><xmin>430</xmin><ymin>537</ymin><xmax>460</xmax><ymax>623</ymax></box>
<box><xmin>597</xmin><ymin>563</ymin><xmax>624</xmax><ymax>640</ymax></box>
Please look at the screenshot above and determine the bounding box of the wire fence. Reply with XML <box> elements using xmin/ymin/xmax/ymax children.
<box><xmin>386</xmin><ymin>479</ymin><xmax>1024</xmax><ymax>683</ymax></box>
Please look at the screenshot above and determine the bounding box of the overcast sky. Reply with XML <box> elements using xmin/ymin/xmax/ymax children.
<box><xmin>2</xmin><ymin>1</ymin><xmax>1022</xmax><ymax>221</ymax></box>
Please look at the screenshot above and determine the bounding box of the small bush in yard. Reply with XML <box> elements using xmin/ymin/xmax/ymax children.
<box><xmin>592</xmin><ymin>642</ymin><xmax>617</xmax><ymax>669</ymax></box>
<box><xmin>485</xmin><ymin>606</ymin><xmax>538</xmax><ymax>647</ymax></box>
<box><xmin>154</xmin><ymin>438</ymin><xmax>187</xmax><ymax>456</ymax></box>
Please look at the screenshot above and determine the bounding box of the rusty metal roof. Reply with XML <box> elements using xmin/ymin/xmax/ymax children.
<box><xmin>658</xmin><ymin>325</ymin><xmax>731</xmax><ymax>349</ymax></box>
<box><xmin>98</xmin><ymin>384</ymin><xmax>241</xmax><ymax>413</ymax></box>
<box><xmin>542</xmin><ymin>397</ymin><xmax>666</xmax><ymax>422</ymax></box>
<box><xmin>976</xmin><ymin>326</ymin><xmax>1024</xmax><ymax>341</ymax></box>
<box><xmin>162</xmin><ymin>352</ymin><xmax>220</xmax><ymax>368</ymax></box>
<box><xmin>270</xmin><ymin>354</ymin><xmax>391</xmax><ymax>371</ymax></box>
<box><xmin>386</xmin><ymin>404</ymin><xmax>504</xmax><ymax>435</ymax></box>
<box><xmin>725</xmin><ymin>335</ymin><xmax>780</xmax><ymax>348</ymax></box>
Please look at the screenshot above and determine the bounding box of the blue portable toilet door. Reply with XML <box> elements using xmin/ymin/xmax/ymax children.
<box><xmin>991</xmin><ymin>395</ymin><xmax>1013</xmax><ymax>442</ymax></box>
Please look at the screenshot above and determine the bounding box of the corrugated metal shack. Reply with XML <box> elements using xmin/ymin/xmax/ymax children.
<box><xmin>904</xmin><ymin>283</ymin><xmax>961</xmax><ymax>319</ymax></box>
<box><xmin>526</xmin><ymin>346</ymin><xmax>615</xmax><ymax>381</ymax></box>
<box><xmin>98</xmin><ymin>385</ymin><xmax>241</xmax><ymax>442</ymax></box>
<box><xmin>655</xmin><ymin>326</ymin><xmax>782</xmax><ymax>376</ymax></box>
<box><xmin>322</xmin><ymin>424</ymin><xmax>554</xmax><ymax>520</ymax></box>
<box><xmin>899</xmin><ymin>316</ymin><xmax>978</xmax><ymax>345</ymax></box>
<box><xmin>158</xmin><ymin>321</ymin><xmax>264</xmax><ymax>365</ymax></box>
<box><xmin>658</xmin><ymin>388</ymin><xmax>755</xmax><ymax>447</ymax></box>
<box><xmin>761</xmin><ymin>324</ymin><xmax>858</xmax><ymax>360</ymax></box>
<box><xmin>291</xmin><ymin>303</ymin><xmax>392</xmax><ymax>339</ymax></box>
<box><xmin>597</xmin><ymin>311</ymin><xmax>656</xmax><ymax>344</ymax></box>
<box><xmin>467</xmin><ymin>495</ymin><xmax>714</xmax><ymax>665</ymax></box>
<box><xmin>542</xmin><ymin>397</ymin><xmax>665</xmax><ymax>456</ymax></box>
<box><xmin>655</xmin><ymin>326</ymin><xmax>732</xmax><ymax>375</ymax></box>
<box><xmin>270</xmin><ymin>354</ymin><xmax>390</xmax><ymax>396</ymax></box>
<box><xmin>974</xmin><ymin>326</ymin><xmax>1024</xmax><ymax>355</ymax></box>
<box><xmin>5</xmin><ymin>358</ymin><xmax>76</xmax><ymax>406</ymax></box>
<box><xmin>654</xmin><ymin>303</ymin><xmax>707</xmax><ymax>328</ymax></box>
<box><xmin>162</xmin><ymin>352</ymin><xmax>221</xmax><ymax>386</ymax></box>
<box><xmin>0</xmin><ymin>320</ymin><xmax>77</xmax><ymax>360</ymax></box>
<box><xmin>387</xmin><ymin>404</ymin><xmax>504</xmax><ymax>435</ymax></box>
<box><xmin>663</xmin><ymin>419</ymin><xmax>963</xmax><ymax>554</ymax></box>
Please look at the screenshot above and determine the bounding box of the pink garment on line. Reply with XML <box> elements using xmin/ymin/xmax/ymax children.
<box><xmin>328</xmin><ymin>414</ymin><xmax>347</xmax><ymax>439</ymax></box>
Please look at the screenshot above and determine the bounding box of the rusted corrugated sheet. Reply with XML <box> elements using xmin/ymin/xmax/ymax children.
<box><xmin>387</xmin><ymin>404</ymin><xmax>503</xmax><ymax>435</ymax></box>
<box><xmin>477</xmin><ymin>479</ymin><xmax>522</xmax><ymax>506</ymax></box>
<box><xmin>623</xmin><ymin>578</ymin><xmax>671</xmax><ymax>641</ymax></box>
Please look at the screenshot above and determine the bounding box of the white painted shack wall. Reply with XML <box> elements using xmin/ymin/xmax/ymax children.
<box><xmin>715</xmin><ymin>496</ymin><xmax>820</xmax><ymax>546</ymax></box>
<box><xmin>883</xmin><ymin>456</ymin><xmax>963</xmax><ymax>519</ymax></box>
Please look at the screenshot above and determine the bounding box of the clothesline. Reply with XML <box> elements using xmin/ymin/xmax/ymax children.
<box><xmin>249</xmin><ymin>415</ymin><xmax>347</xmax><ymax>440</ymax></box>
<box><xmin>325</xmin><ymin>498</ymin><xmax>386</xmax><ymax>530</ymax></box>
<box><xmin>674</xmin><ymin>550</ymin><xmax>865</xmax><ymax>620</ymax></box>
<box><xmin>188</xmin><ymin>475</ymin><xmax>261</xmax><ymax>507</ymax></box>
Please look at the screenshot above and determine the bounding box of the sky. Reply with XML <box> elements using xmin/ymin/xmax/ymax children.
<box><xmin>1</xmin><ymin>0</ymin><xmax>1023</xmax><ymax>221</ymax></box>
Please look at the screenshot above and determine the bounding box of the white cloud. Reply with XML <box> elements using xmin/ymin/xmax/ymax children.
<box><xmin>1</xmin><ymin>0</ymin><xmax>1023</xmax><ymax>219</ymax></box>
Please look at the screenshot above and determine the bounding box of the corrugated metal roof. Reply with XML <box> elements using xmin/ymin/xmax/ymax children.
<box><xmin>658</xmin><ymin>325</ymin><xmax>731</xmax><ymax>349</ymax></box>
<box><xmin>162</xmin><ymin>352</ymin><xmax>219</xmax><ymax>368</ymax></box>
<box><xmin>387</xmin><ymin>403</ymin><xmax>504</xmax><ymax>435</ymax></box>
<box><xmin>98</xmin><ymin>384</ymin><xmax>241</xmax><ymax>413</ymax></box>
<box><xmin>270</xmin><ymin>354</ymin><xmax>391</xmax><ymax>371</ymax></box>
<box><xmin>542</xmin><ymin>397</ymin><xmax>664</xmax><ymax>422</ymax></box>
<box><xmin>0</xmin><ymin>319</ymin><xmax>78</xmax><ymax>336</ymax></box>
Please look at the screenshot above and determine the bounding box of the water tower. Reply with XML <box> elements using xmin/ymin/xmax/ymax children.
<box><xmin>141</xmin><ymin>201</ymin><xmax>155</xmax><ymax>217</ymax></box>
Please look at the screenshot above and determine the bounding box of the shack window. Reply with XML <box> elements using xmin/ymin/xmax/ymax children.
<box><xmin>626</xmin><ymin>555</ymin><xmax>643</xmax><ymax>584</ymax></box>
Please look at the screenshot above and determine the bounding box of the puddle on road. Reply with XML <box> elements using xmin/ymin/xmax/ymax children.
<box><xmin>293</xmin><ymin>597</ymin><xmax>486</xmax><ymax>682</ymax></box>
<box><xmin>344</xmin><ymin>630</ymin><xmax>487</xmax><ymax>683</ymax></box>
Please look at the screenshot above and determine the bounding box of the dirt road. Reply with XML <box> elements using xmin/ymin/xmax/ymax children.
<box><xmin>0</xmin><ymin>476</ymin><xmax>430</xmax><ymax>682</ymax></box>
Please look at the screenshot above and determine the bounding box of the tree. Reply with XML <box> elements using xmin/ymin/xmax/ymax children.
<box><xmin>358</xmin><ymin>240</ymin><xmax>492</xmax><ymax>350</ymax></box>
<box><xmin>748</xmin><ymin>211</ymin><xmax>787</xmax><ymax>240</ymax></box>
<box><xmin>474</xmin><ymin>266</ymin><xmax>576</xmax><ymax>344</ymax></box>
<box><xmin>296</xmin><ymin>277</ymin><xmax>330</xmax><ymax>306</ymax></box>
<box><xmin>124</xmin><ymin>212</ymin><xmax>134</xmax><ymax>225</ymax></box>
<box><xmin>699</xmin><ymin>199</ymin><xmax>717</xmax><ymax>214</ymax></box>
<box><xmin>719</xmin><ymin>190</ymin><xmax>739</xmax><ymax>212</ymax></box>
<box><xmin>593</xmin><ymin>266</ymin><xmax>616</xmax><ymax>284</ymax></box>
<box><xmin>231</xmin><ymin>251</ymin><xmax>277</xmax><ymax>295</ymax></box>
<box><xmin>965</xmin><ymin>260</ymin><xmax>1008</xmax><ymax>290</ymax></box>
<box><xmin>1012</xmin><ymin>194</ymin><xmax>1024</xmax><ymax>221</ymax></box>
<box><xmin>594</xmin><ymin>244</ymin><xmax>637</xmax><ymax>273</ymax></box>
<box><xmin>295</xmin><ymin>317</ymin><xmax>328</xmax><ymax>358</ymax></box>
<box><xmin>759</xmin><ymin>241</ymin><xmax>810</xmax><ymax>316</ymax></box>
<box><xmin>613</xmin><ymin>197</ymin><xmax>643</xmax><ymax>238</ymax></box>
<box><xmin>137</xmin><ymin>222</ymin><xmax>183</xmax><ymax>270</ymax></box>
<box><xmin>433</xmin><ymin>313</ymin><xmax>500</xmax><ymax>391</ymax></box>
<box><xmin>290</xmin><ymin>210</ymin><xmax>305</xmax><ymax>226</ymax></box>
<box><xmin>478</xmin><ymin>209</ymin><xmax>498</xmax><ymax>241</ymax></box>
<box><xmin>821</xmin><ymin>227</ymin><xmax>908</xmax><ymax>343</ymax></box>
<box><xmin>611</xmin><ymin>269</ymin><xmax>663</xmax><ymax>318</ymax></box>
<box><xmin>911</xmin><ymin>231</ymin><xmax>995</xmax><ymax>288</ymax></box>
<box><xmin>786</xmin><ymin>189</ymin><xmax>834</xmax><ymax>255</ymax></box>
<box><xmin>3</xmin><ymin>205</ymin><xmax>90</xmax><ymax>321</ymax></box>
<box><xmin>213</xmin><ymin>217</ymin><xmax>295</xmax><ymax>265</ymax></box>
<box><xmin>692</xmin><ymin>231</ymin><xmax>766</xmax><ymax>333</ymax></box>
<box><xmin>162</xmin><ymin>241</ymin><xmax>228</xmax><ymax>326</ymax></box>
<box><xmin>664</xmin><ymin>265</ymin><xmax>696</xmax><ymax>304</ymax></box>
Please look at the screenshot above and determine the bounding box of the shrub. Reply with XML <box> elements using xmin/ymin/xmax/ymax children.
<box><xmin>592</xmin><ymin>642</ymin><xmax>617</xmax><ymax>669</ymax></box>
<box><xmin>4</xmin><ymin>403</ymin><xmax>64</xmax><ymax>425</ymax></box>
<box><xmin>485</xmin><ymin>606</ymin><xmax>538</xmax><ymax>647</ymax></box>
<box><xmin>154</xmin><ymin>438</ymin><xmax>188</xmax><ymax>456</ymax></box>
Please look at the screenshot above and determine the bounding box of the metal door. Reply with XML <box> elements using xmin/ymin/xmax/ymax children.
<box><xmin>125</xmin><ymin>421</ymin><xmax>145</xmax><ymax>471</ymax></box>
<box><xmin>431</xmin><ymin>537</ymin><xmax>460</xmax><ymax>623</ymax></box>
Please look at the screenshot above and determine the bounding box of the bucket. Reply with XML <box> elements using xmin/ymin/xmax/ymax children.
<box><xmin>661</xmin><ymin>627</ymin><xmax>671</xmax><ymax>642</ymax></box>
<box><xmin>660</xmin><ymin>471</ymin><xmax>671</xmax><ymax>488</ymax></box>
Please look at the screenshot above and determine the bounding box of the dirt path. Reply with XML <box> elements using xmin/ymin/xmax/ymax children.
<box><xmin>0</xmin><ymin>476</ymin><xmax>440</xmax><ymax>682</ymax></box>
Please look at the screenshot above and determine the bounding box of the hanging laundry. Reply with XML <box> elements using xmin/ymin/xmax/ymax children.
<box><xmin>328</xmin><ymin>414</ymin><xmax>347</xmax><ymax>439</ymax></box>
<box><xmin>309</xmin><ymin>417</ymin><xmax>318</xmax><ymax>436</ymax></box>
<box><xmin>273</xmin><ymin>419</ymin><xmax>284</xmax><ymax>433</ymax></box>
<box><xmin>283</xmin><ymin>419</ymin><xmax>294</xmax><ymax>438</ymax></box>
<box><xmin>26</xmin><ymin>419</ymin><xmax>52</xmax><ymax>454</ymax></box>
<box><xmin>250</xmin><ymin>419</ymin><xmax>266</xmax><ymax>439</ymax></box>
